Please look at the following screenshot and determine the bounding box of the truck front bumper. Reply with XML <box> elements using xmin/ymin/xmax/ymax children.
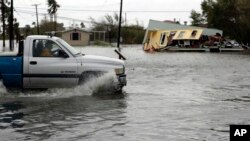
<box><xmin>117</xmin><ymin>74</ymin><xmax>127</xmax><ymax>88</ymax></box>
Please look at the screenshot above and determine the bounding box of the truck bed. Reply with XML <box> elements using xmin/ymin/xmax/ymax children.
<box><xmin>0</xmin><ymin>56</ymin><xmax>23</xmax><ymax>88</ymax></box>
<box><xmin>0</xmin><ymin>51</ymin><xmax>18</xmax><ymax>56</ymax></box>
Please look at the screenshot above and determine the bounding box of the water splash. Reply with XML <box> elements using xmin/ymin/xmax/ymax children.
<box><xmin>0</xmin><ymin>81</ymin><xmax>7</xmax><ymax>95</ymax></box>
<box><xmin>46</xmin><ymin>72</ymin><xmax>118</xmax><ymax>97</ymax></box>
<box><xmin>18</xmin><ymin>72</ymin><xmax>119</xmax><ymax>98</ymax></box>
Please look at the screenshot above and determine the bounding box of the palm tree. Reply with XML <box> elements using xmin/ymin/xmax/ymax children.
<box><xmin>13</xmin><ymin>20</ymin><xmax>20</xmax><ymax>43</ymax></box>
<box><xmin>1</xmin><ymin>0</ymin><xmax>6</xmax><ymax>48</ymax></box>
<box><xmin>24</xmin><ymin>25</ymin><xmax>31</xmax><ymax>37</ymax></box>
<box><xmin>47</xmin><ymin>0</ymin><xmax>60</xmax><ymax>31</ymax></box>
<box><xmin>80</xmin><ymin>22</ymin><xmax>85</xmax><ymax>28</ymax></box>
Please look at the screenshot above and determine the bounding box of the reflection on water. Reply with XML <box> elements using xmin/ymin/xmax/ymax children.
<box><xmin>1</xmin><ymin>46</ymin><xmax>250</xmax><ymax>141</ymax></box>
<box><xmin>1</xmin><ymin>92</ymin><xmax>127</xmax><ymax>140</ymax></box>
<box><xmin>0</xmin><ymin>101</ymin><xmax>25</xmax><ymax>129</ymax></box>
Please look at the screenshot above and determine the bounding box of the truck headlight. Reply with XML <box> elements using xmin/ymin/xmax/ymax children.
<box><xmin>114</xmin><ymin>66</ymin><xmax>125</xmax><ymax>75</ymax></box>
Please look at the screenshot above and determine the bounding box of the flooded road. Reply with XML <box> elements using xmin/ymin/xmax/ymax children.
<box><xmin>1</xmin><ymin>46</ymin><xmax>250</xmax><ymax>141</ymax></box>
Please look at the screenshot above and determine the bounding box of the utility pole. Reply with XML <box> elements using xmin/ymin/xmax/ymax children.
<box><xmin>9</xmin><ymin>0</ymin><xmax>13</xmax><ymax>51</ymax></box>
<box><xmin>117</xmin><ymin>0</ymin><xmax>123</xmax><ymax>51</ymax></box>
<box><xmin>32</xmin><ymin>4</ymin><xmax>40</xmax><ymax>34</ymax></box>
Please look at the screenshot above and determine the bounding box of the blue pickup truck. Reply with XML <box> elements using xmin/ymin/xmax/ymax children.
<box><xmin>0</xmin><ymin>35</ymin><xmax>126</xmax><ymax>91</ymax></box>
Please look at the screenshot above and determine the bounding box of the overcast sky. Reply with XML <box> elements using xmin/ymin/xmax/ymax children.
<box><xmin>14</xmin><ymin>0</ymin><xmax>203</xmax><ymax>28</ymax></box>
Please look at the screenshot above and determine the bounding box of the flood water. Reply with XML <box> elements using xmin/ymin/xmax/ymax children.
<box><xmin>1</xmin><ymin>46</ymin><xmax>250</xmax><ymax>141</ymax></box>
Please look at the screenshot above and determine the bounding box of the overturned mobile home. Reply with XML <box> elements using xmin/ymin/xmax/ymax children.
<box><xmin>143</xmin><ymin>20</ymin><xmax>223</xmax><ymax>51</ymax></box>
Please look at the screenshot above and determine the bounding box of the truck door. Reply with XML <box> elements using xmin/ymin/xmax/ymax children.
<box><xmin>27</xmin><ymin>39</ymin><xmax>79</xmax><ymax>88</ymax></box>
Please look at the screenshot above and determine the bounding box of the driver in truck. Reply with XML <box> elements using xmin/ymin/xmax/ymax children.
<box><xmin>40</xmin><ymin>40</ymin><xmax>53</xmax><ymax>57</ymax></box>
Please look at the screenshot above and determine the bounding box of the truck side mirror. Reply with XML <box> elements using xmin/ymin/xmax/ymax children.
<box><xmin>58</xmin><ymin>49</ymin><xmax>69</xmax><ymax>58</ymax></box>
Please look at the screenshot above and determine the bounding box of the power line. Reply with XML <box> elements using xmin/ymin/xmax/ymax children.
<box><xmin>15</xmin><ymin>8</ymin><xmax>192</xmax><ymax>28</ymax></box>
<box><xmin>14</xmin><ymin>8</ymin><xmax>33</xmax><ymax>22</ymax></box>
<box><xmin>14</xmin><ymin>7</ymin><xmax>196</xmax><ymax>13</ymax></box>
<box><xmin>17</xmin><ymin>0</ymin><xmax>30</xmax><ymax>7</ymax></box>
<box><xmin>61</xmin><ymin>2</ymin><xmax>120</xmax><ymax>8</ymax></box>
<box><xmin>15</xmin><ymin>9</ymin><xmax>135</xmax><ymax>28</ymax></box>
<box><xmin>16</xmin><ymin>9</ymin><xmax>92</xmax><ymax>23</ymax></box>
<box><xmin>14</xmin><ymin>2</ymin><xmax>120</xmax><ymax>10</ymax></box>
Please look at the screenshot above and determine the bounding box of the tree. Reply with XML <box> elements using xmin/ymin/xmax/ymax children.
<box><xmin>38</xmin><ymin>19</ymin><xmax>65</xmax><ymax>35</ymax></box>
<box><xmin>1</xmin><ymin>0</ymin><xmax>10</xmax><ymax>48</ymax></box>
<box><xmin>190</xmin><ymin>10</ymin><xmax>205</xmax><ymax>26</ymax></box>
<box><xmin>236</xmin><ymin>0</ymin><xmax>250</xmax><ymax>27</ymax></box>
<box><xmin>1</xmin><ymin>0</ymin><xmax>20</xmax><ymax>47</ymax></box>
<box><xmin>201</xmin><ymin>0</ymin><xmax>215</xmax><ymax>25</ymax></box>
<box><xmin>90</xmin><ymin>13</ymin><xmax>124</xmax><ymax>43</ymax></box>
<box><xmin>1</xmin><ymin>0</ymin><xmax>5</xmax><ymax>47</ymax></box>
<box><xmin>24</xmin><ymin>25</ymin><xmax>31</xmax><ymax>36</ymax></box>
<box><xmin>90</xmin><ymin>13</ymin><xmax>145</xmax><ymax>44</ymax></box>
<box><xmin>122</xmin><ymin>24</ymin><xmax>145</xmax><ymax>44</ymax></box>
<box><xmin>47</xmin><ymin>0</ymin><xmax>60</xmax><ymax>31</ymax></box>
<box><xmin>236</xmin><ymin>0</ymin><xmax>250</xmax><ymax>43</ymax></box>
<box><xmin>80</xmin><ymin>22</ymin><xmax>85</xmax><ymax>28</ymax></box>
<box><xmin>197</xmin><ymin>0</ymin><xmax>250</xmax><ymax>43</ymax></box>
<box><xmin>13</xmin><ymin>19</ymin><xmax>20</xmax><ymax>43</ymax></box>
<box><xmin>32</xmin><ymin>21</ymin><xmax>36</xmax><ymax>27</ymax></box>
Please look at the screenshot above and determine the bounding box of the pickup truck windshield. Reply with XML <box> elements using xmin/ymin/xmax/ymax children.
<box><xmin>56</xmin><ymin>38</ymin><xmax>81</xmax><ymax>56</ymax></box>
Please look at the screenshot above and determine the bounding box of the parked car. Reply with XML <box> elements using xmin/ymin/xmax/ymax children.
<box><xmin>230</xmin><ymin>40</ymin><xmax>240</xmax><ymax>47</ymax></box>
<box><xmin>224</xmin><ymin>40</ymin><xmax>240</xmax><ymax>48</ymax></box>
<box><xmin>224</xmin><ymin>41</ymin><xmax>233</xmax><ymax>48</ymax></box>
